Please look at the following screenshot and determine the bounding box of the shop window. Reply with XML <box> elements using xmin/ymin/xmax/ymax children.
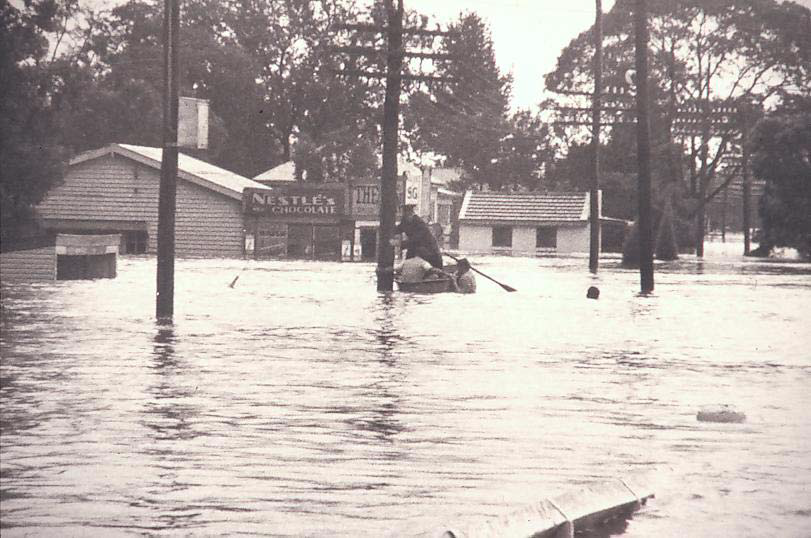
<box><xmin>123</xmin><ymin>231</ymin><xmax>147</xmax><ymax>254</ymax></box>
<box><xmin>536</xmin><ymin>226</ymin><xmax>557</xmax><ymax>249</ymax></box>
<box><xmin>313</xmin><ymin>226</ymin><xmax>340</xmax><ymax>260</ymax></box>
<box><xmin>287</xmin><ymin>224</ymin><xmax>313</xmax><ymax>258</ymax></box>
<box><xmin>256</xmin><ymin>224</ymin><xmax>287</xmax><ymax>258</ymax></box>
<box><xmin>492</xmin><ymin>226</ymin><xmax>512</xmax><ymax>247</ymax></box>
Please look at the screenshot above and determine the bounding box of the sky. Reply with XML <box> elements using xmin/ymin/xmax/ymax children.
<box><xmin>403</xmin><ymin>0</ymin><xmax>811</xmax><ymax>111</ymax></box>
<box><xmin>401</xmin><ymin>0</ymin><xmax>617</xmax><ymax>110</ymax></box>
<box><xmin>56</xmin><ymin>0</ymin><xmax>811</xmax><ymax>112</ymax></box>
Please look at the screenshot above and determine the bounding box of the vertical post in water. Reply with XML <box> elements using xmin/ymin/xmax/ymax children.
<box><xmin>741</xmin><ymin>107</ymin><xmax>752</xmax><ymax>256</ymax></box>
<box><xmin>634</xmin><ymin>0</ymin><xmax>654</xmax><ymax>293</ymax></box>
<box><xmin>156</xmin><ymin>0</ymin><xmax>179</xmax><ymax>319</ymax></box>
<box><xmin>589</xmin><ymin>0</ymin><xmax>603</xmax><ymax>274</ymax></box>
<box><xmin>376</xmin><ymin>0</ymin><xmax>403</xmax><ymax>292</ymax></box>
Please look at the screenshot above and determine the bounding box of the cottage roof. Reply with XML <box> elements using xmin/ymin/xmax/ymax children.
<box><xmin>69</xmin><ymin>143</ymin><xmax>271</xmax><ymax>201</ymax></box>
<box><xmin>459</xmin><ymin>191</ymin><xmax>591</xmax><ymax>224</ymax></box>
<box><xmin>253</xmin><ymin>160</ymin><xmax>296</xmax><ymax>182</ymax></box>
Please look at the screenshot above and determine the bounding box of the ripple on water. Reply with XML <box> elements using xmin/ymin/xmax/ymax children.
<box><xmin>1</xmin><ymin>255</ymin><xmax>810</xmax><ymax>537</ymax></box>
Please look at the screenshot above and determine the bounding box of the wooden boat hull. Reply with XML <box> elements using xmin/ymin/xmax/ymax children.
<box><xmin>395</xmin><ymin>276</ymin><xmax>453</xmax><ymax>293</ymax></box>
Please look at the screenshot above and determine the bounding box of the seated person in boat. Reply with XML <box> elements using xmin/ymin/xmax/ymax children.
<box><xmin>398</xmin><ymin>256</ymin><xmax>446</xmax><ymax>283</ymax></box>
<box><xmin>450</xmin><ymin>258</ymin><xmax>476</xmax><ymax>294</ymax></box>
<box><xmin>394</xmin><ymin>204</ymin><xmax>443</xmax><ymax>269</ymax></box>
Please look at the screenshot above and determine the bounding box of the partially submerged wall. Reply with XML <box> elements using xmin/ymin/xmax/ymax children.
<box><xmin>1</xmin><ymin>234</ymin><xmax>119</xmax><ymax>282</ymax></box>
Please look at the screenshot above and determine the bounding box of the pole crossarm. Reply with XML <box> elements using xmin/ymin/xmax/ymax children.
<box><xmin>333</xmin><ymin>69</ymin><xmax>456</xmax><ymax>83</ymax></box>
<box><xmin>333</xmin><ymin>22</ymin><xmax>455</xmax><ymax>37</ymax></box>
<box><xmin>551</xmin><ymin>86</ymin><xmax>634</xmax><ymax>98</ymax></box>
<box><xmin>331</xmin><ymin>46</ymin><xmax>454</xmax><ymax>61</ymax></box>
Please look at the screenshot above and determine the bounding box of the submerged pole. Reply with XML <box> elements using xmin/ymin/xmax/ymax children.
<box><xmin>741</xmin><ymin>106</ymin><xmax>752</xmax><ymax>256</ymax></box>
<box><xmin>156</xmin><ymin>0</ymin><xmax>180</xmax><ymax>318</ymax></box>
<box><xmin>634</xmin><ymin>0</ymin><xmax>654</xmax><ymax>293</ymax></box>
<box><xmin>376</xmin><ymin>0</ymin><xmax>403</xmax><ymax>292</ymax></box>
<box><xmin>589</xmin><ymin>0</ymin><xmax>603</xmax><ymax>274</ymax></box>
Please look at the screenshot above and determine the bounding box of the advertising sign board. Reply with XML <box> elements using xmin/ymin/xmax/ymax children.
<box><xmin>178</xmin><ymin>97</ymin><xmax>209</xmax><ymax>149</ymax></box>
<box><xmin>245</xmin><ymin>187</ymin><xmax>345</xmax><ymax>219</ymax></box>
<box><xmin>350</xmin><ymin>177</ymin><xmax>419</xmax><ymax>219</ymax></box>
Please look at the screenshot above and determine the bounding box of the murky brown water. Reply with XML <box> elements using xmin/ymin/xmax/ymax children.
<box><xmin>2</xmin><ymin>248</ymin><xmax>810</xmax><ymax>537</ymax></box>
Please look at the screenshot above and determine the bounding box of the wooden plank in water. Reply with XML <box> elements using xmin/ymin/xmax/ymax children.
<box><xmin>409</xmin><ymin>471</ymin><xmax>656</xmax><ymax>538</ymax></box>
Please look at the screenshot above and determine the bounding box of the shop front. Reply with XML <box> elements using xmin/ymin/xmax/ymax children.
<box><xmin>348</xmin><ymin>174</ymin><xmax>422</xmax><ymax>261</ymax></box>
<box><xmin>244</xmin><ymin>186</ymin><xmax>351</xmax><ymax>261</ymax></box>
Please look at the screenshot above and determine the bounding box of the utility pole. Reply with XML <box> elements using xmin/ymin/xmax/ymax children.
<box><xmin>377</xmin><ymin>0</ymin><xmax>403</xmax><ymax>292</ymax></box>
<box><xmin>333</xmin><ymin>7</ymin><xmax>455</xmax><ymax>292</ymax></box>
<box><xmin>156</xmin><ymin>0</ymin><xmax>179</xmax><ymax>319</ymax></box>
<box><xmin>741</xmin><ymin>105</ymin><xmax>752</xmax><ymax>255</ymax></box>
<box><xmin>634</xmin><ymin>0</ymin><xmax>654</xmax><ymax>293</ymax></box>
<box><xmin>589</xmin><ymin>0</ymin><xmax>602</xmax><ymax>274</ymax></box>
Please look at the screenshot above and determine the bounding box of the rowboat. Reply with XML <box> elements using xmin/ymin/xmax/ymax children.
<box><xmin>394</xmin><ymin>263</ymin><xmax>456</xmax><ymax>293</ymax></box>
<box><xmin>395</xmin><ymin>274</ymin><xmax>454</xmax><ymax>293</ymax></box>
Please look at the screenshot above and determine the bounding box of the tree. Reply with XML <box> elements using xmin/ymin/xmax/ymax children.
<box><xmin>546</xmin><ymin>0</ymin><xmax>811</xmax><ymax>253</ymax></box>
<box><xmin>291</xmin><ymin>130</ymin><xmax>378</xmax><ymax>183</ymax></box>
<box><xmin>54</xmin><ymin>0</ymin><xmax>279</xmax><ymax>177</ymax></box>
<box><xmin>492</xmin><ymin>109</ymin><xmax>556</xmax><ymax>191</ymax></box>
<box><xmin>751</xmin><ymin>101</ymin><xmax>811</xmax><ymax>259</ymax></box>
<box><xmin>218</xmin><ymin>0</ymin><xmax>382</xmax><ymax>165</ymax></box>
<box><xmin>403</xmin><ymin>12</ymin><xmax>513</xmax><ymax>189</ymax></box>
<box><xmin>1</xmin><ymin>1</ymin><xmax>69</xmax><ymax>240</ymax></box>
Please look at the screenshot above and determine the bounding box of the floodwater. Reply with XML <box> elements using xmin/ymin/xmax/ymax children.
<box><xmin>2</xmin><ymin>244</ymin><xmax>810</xmax><ymax>537</ymax></box>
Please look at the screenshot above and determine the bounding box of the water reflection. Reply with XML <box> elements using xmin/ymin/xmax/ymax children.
<box><xmin>372</xmin><ymin>293</ymin><xmax>403</xmax><ymax>359</ymax></box>
<box><xmin>351</xmin><ymin>295</ymin><xmax>408</xmax><ymax>445</ymax></box>
<box><xmin>1</xmin><ymin>255</ymin><xmax>809</xmax><ymax>537</ymax></box>
<box><xmin>144</xmin><ymin>324</ymin><xmax>200</xmax><ymax>441</ymax></box>
<box><xmin>576</xmin><ymin>508</ymin><xmax>633</xmax><ymax>537</ymax></box>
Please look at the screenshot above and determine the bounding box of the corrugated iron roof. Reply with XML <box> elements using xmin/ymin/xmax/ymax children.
<box><xmin>459</xmin><ymin>191</ymin><xmax>590</xmax><ymax>223</ymax></box>
<box><xmin>70</xmin><ymin>144</ymin><xmax>271</xmax><ymax>201</ymax></box>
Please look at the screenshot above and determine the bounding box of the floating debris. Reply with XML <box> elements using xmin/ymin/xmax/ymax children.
<box><xmin>697</xmin><ymin>405</ymin><xmax>746</xmax><ymax>423</ymax></box>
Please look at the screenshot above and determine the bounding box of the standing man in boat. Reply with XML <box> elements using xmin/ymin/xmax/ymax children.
<box><xmin>394</xmin><ymin>204</ymin><xmax>443</xmax><ymax>269</ymax></box>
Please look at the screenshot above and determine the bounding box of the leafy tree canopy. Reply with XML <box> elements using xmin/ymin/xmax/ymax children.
<box><xmin>403</xmin><ymin>12</ymin><xmax>515</xmax><ymax>189</ymax></box>
<box><xmin>751</xmin><ymin>98</ymin><xmax>811</xmax><ymax>258</ymax></box>
<box><xmin>1</xmin><ymin>1</ymin><xmax>70</xmax><ymax>240</ymax></box>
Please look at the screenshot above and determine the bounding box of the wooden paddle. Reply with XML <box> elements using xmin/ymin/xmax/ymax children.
<box><xmin>443</xmin><ymin>252</ymin><xmax>517</xmax><ymax>292</ymax></box>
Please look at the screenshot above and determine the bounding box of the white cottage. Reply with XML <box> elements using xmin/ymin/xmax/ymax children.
<box><xmin>458</xmin><ymin>191</ymin><xmax>600</xmax><ymax>255</ymax></box>
<box><xmin>36</xmin><ymin>143</ymin><xmax>271</xmax><ymax>257</ymax></box>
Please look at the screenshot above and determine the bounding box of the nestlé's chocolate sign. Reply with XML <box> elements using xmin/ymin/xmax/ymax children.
<box><xmin>245</xmin><ymin>187</ymin><xmax>344</xmax><ymax>218</ymax></box>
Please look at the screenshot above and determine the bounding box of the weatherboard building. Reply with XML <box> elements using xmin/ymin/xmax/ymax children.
<box><xmin>457</xmin><ymin>190</ymin><xmax>605</xmax><ymax>255</ymax></box>
<box><xmin>35</xmin><ymin>143</ymin><xmax>272</xmax><ymax>258</ymax></box>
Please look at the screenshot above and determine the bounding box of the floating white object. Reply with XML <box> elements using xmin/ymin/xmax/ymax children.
<box><xmin>697</xmin><ymin>405</ymin><xmax>746</xmax><ymax>423</ymax></box>
<box><xmin>407</xmin><ymin>471</ymin><xmax>656</xmax><ymax>538</ymax></box>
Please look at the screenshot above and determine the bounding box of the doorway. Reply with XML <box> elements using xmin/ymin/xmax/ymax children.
<box><xmin>359</xmin><ymin>227</ymin><xmax>377</xmax><ymax>261</ymax></box>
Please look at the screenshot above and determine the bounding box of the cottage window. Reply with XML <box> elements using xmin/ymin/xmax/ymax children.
<box><xmin>124</xmin><ymin>231</ymin><xmax>148</xmax><ymax>254</ymax></box>
<box><xmin>492</xmin><ymin>226</ymin><xmax>512</xmax><ymax>247</ymax></box>
<box><xmin>536</xmin><ymin>226</ymin><xmax>557</xmax><ymax>248</ymax></box>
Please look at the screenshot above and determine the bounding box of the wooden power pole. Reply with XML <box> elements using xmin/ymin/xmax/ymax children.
<box><xmin>634</xmin><ymin>0</ymin><xmax>654</xmax><ymax>293</ymax></box>
<box><xmin>156</xmin><ymin>0</ymin><xmax>179</xmax><ymax>319</ymax></box>
<box><xmin>741</xmin><ymin>106</ymin><xmax>752</xmax><ymax>256</ymax></box>
<box><xmin>333</xmin><ymin>4</ymin><xmax>454</xmax><ymax>292</ymax></box>
<box><xmin>589</xmin><ymin>0</ymin><xmax>603</xmax><ymax>274</ymax></box>
<box><xmin>377</xmin><ymin>0</ymin><xmax>404</xmax><ymax>292</ymax></box>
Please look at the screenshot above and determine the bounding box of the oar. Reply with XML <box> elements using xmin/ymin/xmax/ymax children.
<box><xmin>443</xmin><ymin>252</ymin><xmax>517</xmax><ymax>292</ymax></box>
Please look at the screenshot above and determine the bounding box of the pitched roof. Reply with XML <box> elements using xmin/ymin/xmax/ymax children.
<box><xmin>254</xmin><ymin>156</ymin><xmax>424</xmax><ymax>183</ymax></box>
<box><xmin>429</xmin><ymin>167</ymin><xmax>465</xmax><ymax>186</ymax></box>
<box><xmin>459</xmin><ymin>191</ymin><xmax>591</xmax><ymax>223</ymax></box>
<box><xmin>69</xmin><ymin>143</ymin><xmax>271</xmax><ymax>201</ymax></box>
<box><xmin>253</xmin><ymin>160</ymin><xmax>296</xmax><ymax>182</ymax></box>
